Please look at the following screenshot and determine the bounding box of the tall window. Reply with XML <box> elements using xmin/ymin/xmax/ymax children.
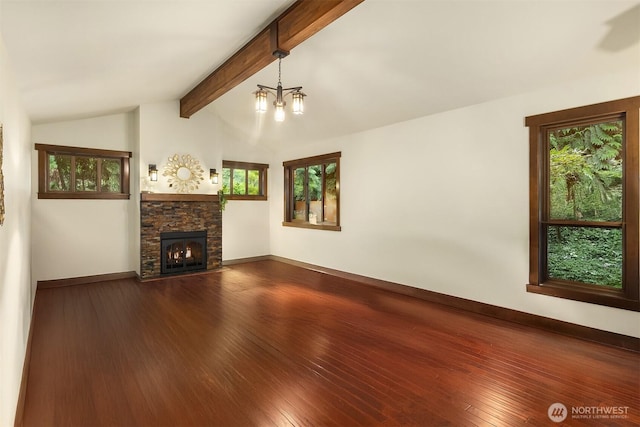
<box><xmin>283</xmin><ymin>152</ymin><xmax>340</xmax><ymax>231</ymax></box>
<box><xmin>221</xmin><ymin>160</ymin><xmax>268</xmax><ymax>200</ymax></box>
<box><xmin>525</xmin><ymin>97</ymin><xmax>639</xmax><ymax>311</ymax></box>
<box><xmin>36</xmin><ymin>144</ymin><xmax>131</xmax><ymax>199</ymax></box>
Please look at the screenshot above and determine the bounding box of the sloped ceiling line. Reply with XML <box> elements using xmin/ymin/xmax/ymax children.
<box><xmin>179</xmin><ymin>0</ymin><xmax>364</xmax><ymax>118</ymax></box>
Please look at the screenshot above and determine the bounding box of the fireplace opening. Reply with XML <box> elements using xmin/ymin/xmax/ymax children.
<box><xmin>160</xmin><ymin>231</ymin><xmax>207</xmax><ymax>275</ymax></box>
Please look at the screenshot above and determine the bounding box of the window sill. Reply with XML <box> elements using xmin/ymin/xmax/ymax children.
<box><xmin>526</xmin><ymin>282</ymin><xmax>639</xmax><ymax>312</ymax></box>
<box><xmin>38</xmin><ymin>192</ymin><xmax>131</xmax><ymax>200</ymax></box>
<box><xmin>225</xmin><ymin>195</ymin><xmax>267</xmax><ymax>201</ymax></box>
<box><xmin>282</xmin><ymin>221</ymin><xmax>341</xmax><ymax>231</ymax></box>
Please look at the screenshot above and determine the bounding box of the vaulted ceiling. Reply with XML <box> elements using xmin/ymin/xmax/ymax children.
<box><xmin>1</xmin><ymin>0</ymin><xmax>639</xmax><ymax>147</ymax></box>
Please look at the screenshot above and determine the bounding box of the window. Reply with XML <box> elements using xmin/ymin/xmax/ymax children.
<box><xmin>221</xmin><ymin>160</ymin><xmax>268</xmax><ymax>200</ymax></box>
<box><xmin>283</xmin><ymin>152</ymin><xmax>340</xmax><ymax>231</ymax></box>
<box><xmin>35</xmin><ymin>144</ymin><xmax>131</xmax><ymax>199</ymax></box>
<box><xmin>525</xmin><ymin>97</ymin><xmax>639</xmax><ymax>311</ymax></box>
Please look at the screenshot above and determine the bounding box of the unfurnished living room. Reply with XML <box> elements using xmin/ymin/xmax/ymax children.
<box><xmin>0</xmin><ymin>1</ymin><xmax>639</xmax><ymax>426</ymax></box>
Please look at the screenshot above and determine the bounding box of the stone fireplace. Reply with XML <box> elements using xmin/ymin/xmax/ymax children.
<box><xmin>140</xmin><ymin>193</ymin><xmax>221</xmax><ymax>279</ymax></box>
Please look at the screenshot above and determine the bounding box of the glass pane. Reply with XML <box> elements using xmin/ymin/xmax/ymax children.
<box><xmin>548</xmin><ymin>120</ymin><xmax>623</xmax><ymax>221</ymax></box>
<box><xmin>75</xmin><ymin>157</ymin><xmax>97</xmax><ymax>191</ymax></box>
<box><xmin>324</xmin><ymin>162</ymin><xmax>337</xmax><ymax>224</ymax></box>
<box><xmin>248</xmin><ymin>170</ymin><xmax>260</xmax><ymax>195</ymax></box>
<box><xmin>184</xmin><ymin>240</ymin><xmax>204</xmax><ymax>268</ymax></box>
<box><xmin>293</xmin><ymin>167</ymin><xmax>306</xmax><ymax>221</ymax></box>
<box><xmin>222</xmin><ymin>168</ymin><xmax>231</xmax><ymax>194</ymax></box>
<box><xmin>308</xmin><ymin>165</ymin><xmax>323</xmax><ymax>224</ymax></box>
<box><xmin>48</xmin><ymin>154</ymin><xmax>71</xmax><ymax>191</ymax></box>
<box><xmin>308</xmin><ymin>165</ymin><xmax>323</xmax><ymax>202</ymax></box>
<box><xmin>547</xmin><ymin>226</ymin><xmax>622</xmax><ymax>288</ymax></box>
<box><xmin>100</xmin><ymin>159</ymin><xmax>121</xmax><ymax>192</ymax></box>
<box><xmin>232</xmin><ymin>169</ymin><xmax>246</xmax><ymax>195</ymax></box>
<box><xmin>166</xmin><ymin>242</ymin><xmax>184</xmax><ymax>270</ymax></box>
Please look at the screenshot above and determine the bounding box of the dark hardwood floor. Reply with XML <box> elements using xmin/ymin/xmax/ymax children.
<box><xmin>20</xmin><ymin>260</ymin><xmax>639</xmax><ymax>426</ymax></box>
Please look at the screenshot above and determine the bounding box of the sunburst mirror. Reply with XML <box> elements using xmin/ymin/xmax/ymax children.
<box><xmin>163</xmin><ymin>154</ymin><xmax>205</xmax><ymax>193</ymax></box>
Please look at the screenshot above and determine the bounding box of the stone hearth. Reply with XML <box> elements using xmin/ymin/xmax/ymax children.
<box><xmin>140</xmin><ymin>193</ymin><xmax>221</xmax><ymax>279</ymax></box>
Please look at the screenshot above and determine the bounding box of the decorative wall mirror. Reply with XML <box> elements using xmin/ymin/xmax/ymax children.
<box><xmin>163</xmin><ymin>154</ymin><xmax>204</xmax><ymax>193</ymax></box>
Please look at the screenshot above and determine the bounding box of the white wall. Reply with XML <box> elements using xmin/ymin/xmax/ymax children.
<box><xmin>0</xmin><ymin>33</ymin><xmax>32</xmax><ymax>427</ymax></box>
<box><xmin>31</xmin><ymin>113</ymin><xmax>136</xmax><ymax>280</ymax></box>
<box><xmin>138</xmin><ymin>101</ymin><xmax>273</xmax><ymax>261</ymax></box>
<box><xmin>270</xmin><ymin>68</ymin><xmax>640</xmax><ymax>338</ymax></box>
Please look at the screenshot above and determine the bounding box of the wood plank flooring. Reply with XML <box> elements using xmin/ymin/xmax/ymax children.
<box><xmin>20</xmin><ymin>260</ymin><xmax>639</xmax><ymax>426</ymax></box>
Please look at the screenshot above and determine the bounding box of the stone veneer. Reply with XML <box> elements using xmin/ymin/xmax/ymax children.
<box><xmin>140</xmin><ymin>193</ymin><xmax>221</xmax><ymax>279</ymax></box>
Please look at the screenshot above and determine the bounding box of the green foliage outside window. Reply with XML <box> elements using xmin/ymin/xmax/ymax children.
<box><xmin>222</xmin><ymin>168</ymin><xmax>230</xmax><ymax>194</ymax></box>
<box><xmin>75</xmin><ymin>157</ymin><xmax>97</xmax><ymax>191</ymax></box>
<box><xmin>283</xmin><ymin>152</ymin><xmax>340</xmax><ymax>230</ymax></box>
<box><xmin>48</xmin><ymin>154</ymin><xmax>71</xmax><ymax>191</ymax></box>
<box><xmin>101</xmin><ymin>159</ymin><xmax>122</xmax><ymax>192</ymax></box>
<box><xmin>37</xmin><ymin>144</ymin><xmax>130</xmax><ymax>200</ymax></box>
<box><xmin>293</xmin><ymin>162</ymin><xmax>336</xmax><ymax>202</ymax></box>
<box><xmin>548</xmin><ymin>227</ymin><xmax>622</xmax><ymax>288</ymax></box>
<box><xmin>220</xmin><ymin>162</ymin><xmax>267</xmax><ymax>200</ymax></box>
<box><xmin>291</xmin><ymin>162</ymin><xmax>338</xmax><ymax>224</ymax></box>
<box><xmin>232</xmin><ymin>169</ymin><xmax>245</xmax><ymax>195</ymax></box>
<box><xmin>222</xmin><ymin>168</ymin><xmax>254</xmax><ymax>195</ymax></box>
<box><xmin>248</xmin><ymin>170</ymin><xmax>260</xmax><ymax>195</ymax></box>
<box><xmin>549</xmin><ymin>121</ymin><xmax>622</xmax><ymax>221</ymax></box>
<box><xmin>547</xmin><ymin>120</ymin><xmax>623</xmax><ymax>288</ymax></box>
<box><xmin>48</xmin><ymin>154</ymin><xmax>121</xmax><ymax>193</ymax></box>
<box><xmin>293</xmin><ymin>167</ymin><xmax>306</xmax><ymax>201</ymax></box>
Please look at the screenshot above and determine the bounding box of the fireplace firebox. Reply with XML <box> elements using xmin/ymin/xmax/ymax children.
<box><xmin>160</xmin><ymin>231</ymin><xmax>207</xmax><ymax>275</ymax></box>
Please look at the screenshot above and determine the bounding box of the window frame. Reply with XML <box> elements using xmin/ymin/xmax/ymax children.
<box><xmin>283</xmin><ymin>152</ymin><xmax>341</xmax><ymax>231</ymax></box>
<box><xmin>221</xmin><ymin>160</ymin><xmax>269</xmax><ymax>201</ymax></box>
<box><xmin>525</xmin><ymin>96</ymin><xmax>639</xmax><ymax>311</ymax></box>
<box><xmin>35</xmin><ymin>144</ymin><xmax>131</xmax><ymax>200</ymax></box>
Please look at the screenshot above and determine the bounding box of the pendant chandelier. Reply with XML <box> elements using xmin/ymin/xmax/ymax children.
<box><xmin>254</xmin><ymin>50</ymin><xmax>305</xmax><ymax>122</ymax></box>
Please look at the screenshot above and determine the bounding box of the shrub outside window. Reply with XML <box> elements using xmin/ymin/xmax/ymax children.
<box><xmin>283</xmin><ymin>152</ymin><xmax>340</xmax><ymax>231</ymax></box>
<box><xmin>221</xmin><ymin>160</ymin><xmax>268</xmax><ymax>200</ymax></box>
<box><xmin>35</xmin><ymin>144</ymin><xmax>131</xmax><ymax>199</ymax></box>
<box><xmin>525</xmin><ymin>97</ymin><xmax>639</xmax><ymax>311</ymax></box>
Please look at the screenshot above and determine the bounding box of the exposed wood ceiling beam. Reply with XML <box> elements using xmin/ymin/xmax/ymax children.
<box><xmin>179</xmin><ymin>0</ymin><xmax>364</xmax><ymax>118</ymax></box>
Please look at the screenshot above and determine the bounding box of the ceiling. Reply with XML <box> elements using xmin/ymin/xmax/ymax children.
<box><xmin>1</xmin><ymin>0</ymin><xmax>639</xmax><ymax>147</ymax></box>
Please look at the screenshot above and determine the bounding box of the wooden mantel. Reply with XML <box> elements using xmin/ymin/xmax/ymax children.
<box><xmin>140</xmin><ymin>193</ymin><xmax>219</xmax><ymax>202</ymax></box>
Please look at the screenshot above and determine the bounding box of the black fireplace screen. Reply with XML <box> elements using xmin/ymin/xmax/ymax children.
<box><xmin>160</xmin><ymin>231</ymin><xmax>207</xmax><ymax>274</ymax></box>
